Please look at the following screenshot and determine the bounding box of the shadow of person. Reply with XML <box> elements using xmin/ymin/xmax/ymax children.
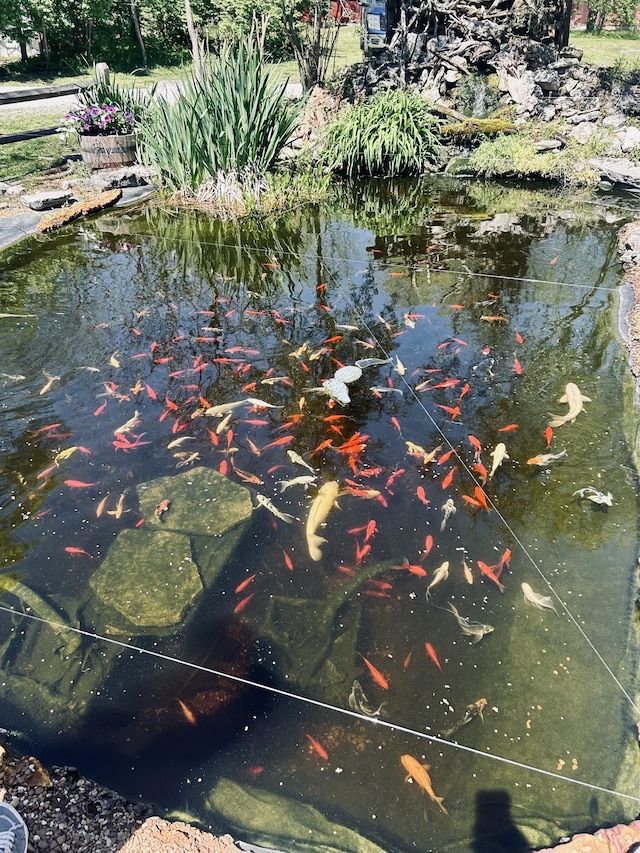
<box><xmin>472</xmin><ymin>790</ymin><xmax>531</xmax><ymax>853</ymax></box>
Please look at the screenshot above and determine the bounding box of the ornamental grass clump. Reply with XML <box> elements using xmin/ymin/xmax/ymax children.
<box><xmin>138</xmin><ymin>37</ymin><xmax>301</xmax><ymax>196</ymax></box>
<box><xmin>323</xmin><ymin>88</ymin><xmax>444</xmax><ymax>177</ymax></box>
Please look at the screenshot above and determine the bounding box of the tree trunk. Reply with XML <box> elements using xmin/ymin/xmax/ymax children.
<box><xmin>19</xmin><ymin>40</ymin><xmax>28</xmax><ymax>62</ymax></box>
<box><xmin>40</xmin><ymin>20</ymin><xmax>50</xmax><ymax>65</ymax></box>
<box><xmin>184</xmin><ymin>0</ymin><xmax>203</xmax><ymax>81</ymax></box>
<box><xmin>130</xmin><ymin>0</ymin><xmax>147</xmax><ymax>67</ymax></box>
<box><xmin>556</xmin><ymin>0</ymin><xmax>572</xmax><ymax>48</ymax></box>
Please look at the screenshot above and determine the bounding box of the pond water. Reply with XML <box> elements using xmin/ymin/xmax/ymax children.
<box><xmin>1</xmin><ymin>178</ymin><xmax>640</xmax><ymax>852</ymax></box>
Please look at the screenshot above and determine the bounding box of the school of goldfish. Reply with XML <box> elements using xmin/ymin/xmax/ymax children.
<box><xmin>17</xmin><ymin>260</ymin><xmax>600</xmax><ymax>822</ymax></box>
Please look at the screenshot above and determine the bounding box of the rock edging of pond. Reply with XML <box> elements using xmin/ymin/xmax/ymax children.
<box><xmin>0</xmin><ymin>166</ymin><xmax>156</xmax><ymax>252</ymax></box>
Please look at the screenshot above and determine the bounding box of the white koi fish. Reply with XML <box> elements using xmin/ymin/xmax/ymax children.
<box><xmin>440</xmin><ymin>498</ymin><xmax>456</xmax><ymax>532</ymax></box>
<box><xmin>306</xmin><ymin>481</ymin><xmax>341</xmax><ymax>561</ymax></box>
<box><xmin>287</xmin><ymin>450</ymin><xmax>316</xmax><ymax>474</ymax></box>
<box><xmin>521</xmin><ymin>582</ymin><xmax>558</xmax><ymax>615</ymax></box>
<box><xmin>572</xmin><ymin>487</ymin><xmax>612</xmax><ymax>506</ymax></box>
<box><xmin>203</xmin><ymin>398</ymin><xmax>283</xmax><ymax>417</ymax></box>
<box><xmin>488</xmin><ymin>443</ymin><xmax>509</xmax><ymax>479</ymax></box>
<box><xmin>548</xmin><ymin>382</ymin><xmax>591</xmax><ymax>428</ymax></box>
<box><xmin>277</xmin><ymin>475</ymin><xmax>317</xmax><ymax>492</ymax></box>
<box><xmin>255</xmin><ymin>494</ymin><xmax>296</xmax><ymax>524</ymax></box>
<box><xmin>527</xmin><ymin>449</ymin><xmax>567</xmax><ymax>466</ymax></box>
<box><xmin>426</xmin><ymin>561</ymin><xmax>449</xmax><ymax>600</ymax></box>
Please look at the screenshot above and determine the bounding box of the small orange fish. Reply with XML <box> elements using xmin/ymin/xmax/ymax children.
<box><xmin>437</xmin><ymin>448</ymin><xmax>456</xmax><ymax>465</ymax></box>
<box><xmin>497</xmin><ymin>423</ymin><xmax>519</xmax><ymax>433</ymax></box>
<box><xmin>477</xmin><ymin>560</ymin><xmax>504</xmax><ymax>592</ymax></box>
<box><xmin>424</xmin><ymin>535</ymin><xmax>433</xmax><ymax>555</ymax></box>
<box><xmin>474</xmin><ymin>486</ymin><xmax>490</xmax><ymax>513</ymax></box>
<box><xmin>403</xmin><ymin>651</ymin><xmax>413</xmax><ymax>669</ymax></box>
<box><xmin>235</xmin><ymin>573</ymin><xmax>257</xmax><ymax>594</ymax></box>
<box><xmin>513</xmin><ymin>356</ymin><xmax>522</xmax><ymax>375</ymax></box>
<box><xmin>480</xmin><ymin>315</ymin><xmax>508</xmax><ymax>323</ymax></box>
<box><xmin>360</xmin><ymin>654</ymin><xmax>389</xmax><ymax>690</ymax></box>
<box><xmin>544</xmin><ymin>426</ymin><xmax>553</xmax><ymax>448</ymax></box>
<box><xmin>64</xmin><ymin>546</ymin><xmax>93</xmax><ymax>558</ymax></box>
<box><xmin>234</xmin><ymin>592</ymin><xmax>255</xmax><ymax>613</ymax></box>
<box><xmin>515</xmin><ymin>330</ymin><xmax>524</xmax><ymax>344</ymax></box>
<box><xmin>394</xmin><ymin>559</ymin><xmax>427</xmax><ymax>578</ymax></box>
<box><xmin>462</xmin><ymin>495</ymin><xmax>482</xmax><ymax>509</ymax></box>
<box><xmin>441</xmin><ymin>467</ymin><xmax>457</xmax><ymax>490</ymax></box>
<box><xmin>472</xmin><ymin>462</ymin><xmax>488</xmax><ymax>484</ymax></box>
<box><xmin>305</xmin><ymin>734</ymin><xmax>329</xmax><ymax>760</ymax></box>
<box><xmin>416</xmin><ymin>485</ymin><xmax>430</xmax><ymax>506</ymax></box>
<box><xmin>468</xmin><ymin>435</ymin><xmax>482</xmax><ymax>457</ymax></box>
<box><xmin>177</xmin><ymin>698</ymin><xmax>197</xmax><ymax>725</ymax></box>
<box><xmin>283</xmin><ymin>550</ymin><xmax>294</xmax><ymax>571</ymax></box>
<box><xmin>425</xmin><ymin>642</ymin><xmax>443</xmax><ymax>672</ymax></box>
<box><xmin>364</xmin><ymin>520</ymin><xmax>377</xmax><ymax>542</ymax></box>
<box><xmin>64</xmin><ymin>480</ymin><xmax>97</xmax><ymax>488</ymax></box>
<box><xmin>261</xmin><ymin>435</ymin><xmax>295</xmax><ymax>452</ymax></box>
<box><xmin>436</xmin><ymin>404</ymin><xmax>461</xmax><ymax>420</ymax></box>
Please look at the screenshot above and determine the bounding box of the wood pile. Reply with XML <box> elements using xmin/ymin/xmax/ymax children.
<box><xmin>345</xmin><ymin>0</ymin><xmax>640</xmax><ymax>122</ymax></box>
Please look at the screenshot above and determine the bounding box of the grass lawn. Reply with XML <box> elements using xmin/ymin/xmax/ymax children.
<box><xmin>569</xmin><ymin>29</ymin><xmax>640</xmax><ymax>69</ymax></box>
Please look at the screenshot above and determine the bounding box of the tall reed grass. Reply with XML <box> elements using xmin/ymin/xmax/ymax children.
<box><xmin>323</xmin><ymin>88</ymin><xmax>443</xmax><ymax>176</ymax></box>
<box><xmin>138</xmin><ymin>39</ymin><xmax>301</xmax><ymax>195</ymax></box>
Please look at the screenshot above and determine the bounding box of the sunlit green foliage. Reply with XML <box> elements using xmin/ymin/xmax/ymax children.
<box><xmin>467</xmin><ymin>132</ymin><xmax>608</xmax><ymax>186</ymax></box>
<box><xmin>322</xmin><ymin>89</ymin><xmax>443</xmax><ymax>177</ymax></box>
<box><xmin>138</xmin><ymin>38</ymin><xmax>301</xmax><ymax>195</ymax></box>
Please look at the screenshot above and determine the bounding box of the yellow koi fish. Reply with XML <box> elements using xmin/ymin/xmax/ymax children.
<box><xmin>401</xmin><ymin>754</ymin><xmax>449</xmax><ymax>815</ymax></box>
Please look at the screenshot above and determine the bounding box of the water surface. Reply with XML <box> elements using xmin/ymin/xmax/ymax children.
<box><xmin>1</xmin><ymin>179</ymin><xmax>640</xmax><ymax>852</ymax></box>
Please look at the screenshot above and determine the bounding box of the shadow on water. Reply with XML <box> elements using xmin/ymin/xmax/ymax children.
<box><xmin>471</xmin><ymin>791</ymin><xmax>531</xmax><ymax>853</ymax></box>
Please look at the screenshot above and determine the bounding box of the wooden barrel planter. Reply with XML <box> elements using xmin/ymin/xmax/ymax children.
<box><xmin>79</xmin><ymin>133</ymin><xmax>137</xmax><ymax>169</ymax></box>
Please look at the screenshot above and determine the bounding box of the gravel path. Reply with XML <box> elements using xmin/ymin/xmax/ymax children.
<box><xmin>0</xmin><ymin>746</ymin><xmax>242</xmax><ymax>853</ymax></box>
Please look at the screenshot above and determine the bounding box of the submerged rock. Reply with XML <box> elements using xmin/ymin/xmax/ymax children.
<box><xmin>90</xmin><ymin>467</ymin><xmax>254</xmax><ymax>632</ymax></box>
<box><xmin>90</xmin><ymin>527</ymin><xmax>201</xmax><ymax>629</ymax></box>
<box><xmin>206</xmin><ymin>778</ymin><xmax>388</xmax><ymax>853</ymax></box>
<box><xmin>137</xmin><ymin>466</ymin><xmax>253</xmax><ymax>538</ymax></box>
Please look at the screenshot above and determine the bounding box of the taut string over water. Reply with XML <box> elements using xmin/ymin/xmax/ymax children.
<box><xmin>0</xmin><ymin>602</ymin><xmax>638</xmax><ymax>806</ymax></box>
<box><xmin>1</xmin><ymin>179</ymin><xmax>640</xmax><ymax>851</ymax></box>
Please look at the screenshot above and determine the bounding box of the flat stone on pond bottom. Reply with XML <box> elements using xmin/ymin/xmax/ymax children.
<box><xmin>90</xmin><ymin>527</ymin><xmax>201</xmax><ymax>629</ymax></box>
<box><xmin>137</xmin><ymin>467</ymin><xmax>254</xmax><ymax>537</ymax></box>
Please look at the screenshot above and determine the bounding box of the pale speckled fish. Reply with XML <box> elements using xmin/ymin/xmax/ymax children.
<box><xmin>255</xmin><ymin>494</ymin><xmax>296</xmax><ymax>523</ymax></box>
<box><xmin>287</xmin><ymin>450</ymin><xmax>315</xmax><ymax>474</ymax></box>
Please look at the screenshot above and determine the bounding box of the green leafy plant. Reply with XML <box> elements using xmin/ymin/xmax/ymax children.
<box><xmin>76</xmin><ymin>75</ymin><xmax>154</xmax><ymax>124</ymax></box>
<box><xmin>322</xmin><ymin>88</ymin><xmax>444</xmax><ymax>177</ymax></box>
<box><xmin>138</xmin><ymin>37</ymin><xmax>301</xmax><ymax>194</ymax></box>
<box><xmin>59</xmin><ymin>104</ymin><xmax>137</xmax><ymax>137</ymax></box>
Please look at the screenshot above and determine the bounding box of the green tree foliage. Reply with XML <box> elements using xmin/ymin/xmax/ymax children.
<box><xmin>585</xmin><ymin>0</ymin><xmax>640</xmax><ymax>30</ymax></box>
<box><xmin>0</xmin><ymin>0</ymin><xmax>294</xmax><ymax>70</ymax></box>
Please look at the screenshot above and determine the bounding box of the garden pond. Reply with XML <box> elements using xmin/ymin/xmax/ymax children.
<box><xmin>1</xmin><ymin>178</ymin><xmax>640</xmax><ymax>852</ymax></box>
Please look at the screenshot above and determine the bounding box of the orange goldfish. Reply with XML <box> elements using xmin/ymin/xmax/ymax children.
<box><xmin>401</xmin><ymin>754</ymin><xmax>449</xmax><ymax>815</ymax></box>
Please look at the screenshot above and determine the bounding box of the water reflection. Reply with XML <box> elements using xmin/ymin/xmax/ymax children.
<box><xmin>0</xmin><ymin>178</ymin><xmax>639</xmax><ymax>852</ymax></box>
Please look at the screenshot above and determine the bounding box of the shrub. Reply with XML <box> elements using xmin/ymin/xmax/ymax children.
<box><xmin>138</xmin><ymin>38</ymin><xmax>301</xmax><ymax>194</ymax></box>
<box><xmin>322</xmin><ymin>88</ymin><xmax>443</xmax><ymax>177</ymax></box>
